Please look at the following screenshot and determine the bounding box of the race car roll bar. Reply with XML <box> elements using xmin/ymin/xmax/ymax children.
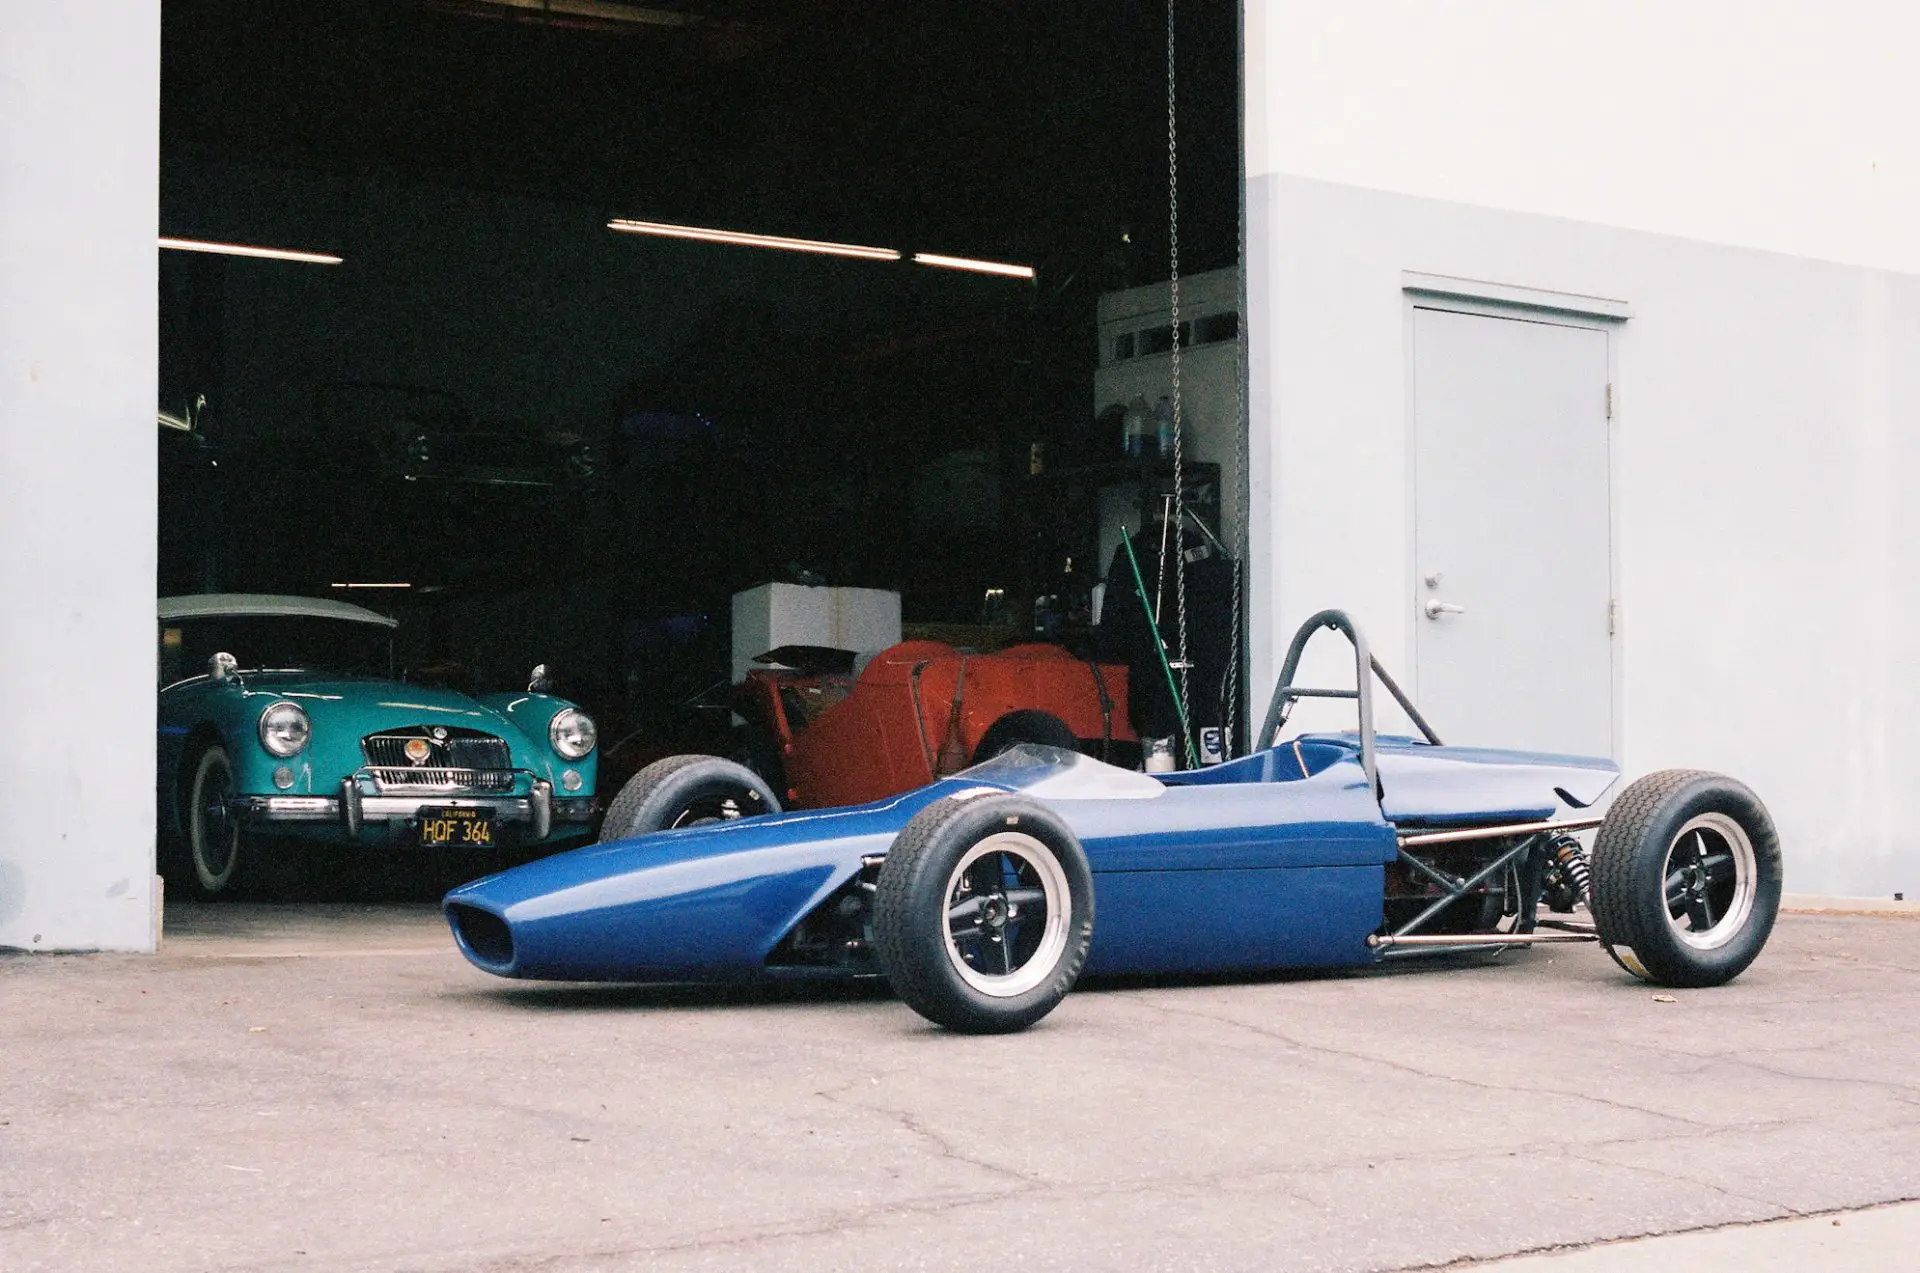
<box><xmin>1255</xmin><ymin>609</ymin><xmax>1443</xmax><ymax>792</ymax></box>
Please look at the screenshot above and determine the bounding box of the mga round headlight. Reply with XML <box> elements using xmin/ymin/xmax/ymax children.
<box><xmin>258</xmin><ymin>701</ymin><xmax>311</xmax><ymax>757</ymax></box>
<box><xmin>549</xmin><ymin>708</ymin><xmax>597</xmax><ymax>760</ymax></box>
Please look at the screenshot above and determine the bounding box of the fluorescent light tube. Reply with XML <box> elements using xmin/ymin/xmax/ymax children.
<box><xmin>159</xmin><ymin>237</ymin><xmax>344</xmax><ymax>264</ymax></box>
<box><xmin>608</xmin><ymin>218</ymin><xmax>900</xmax><ymax>261</ymax></box>
<box><xmin>911</xmin><ymin>252</ymin><xmax>1035</xmax><ymax>280</ymax></box>
<box><xmin>330</xmin><ymin>582</ymin><xmax>412</xmax><ymax>589</ymax></box>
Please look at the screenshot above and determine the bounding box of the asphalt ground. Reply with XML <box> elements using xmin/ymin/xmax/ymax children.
<box><xmin>3</xmin><ymin>901</ymin><xmax>1918</xmax><ymax>1273</ymax></box>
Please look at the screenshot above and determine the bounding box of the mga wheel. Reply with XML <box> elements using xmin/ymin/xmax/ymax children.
<box><xmin>1589</xmin><ymin>770</ymin><xmax>1782</xmax><ymax>988</ymax></box>
<box><xmin>872</xmin><ymin>795</ymin><xmax>1094</xmax><ymax>1033</ymax></box>
<box><xmin>184</xmin><ymin>744</ymin><xmax>246</xmax><ymax>900</ymax></box>
<box><xmin>598</xmin><ymin>754</ymin><xmax>781</xmax><ymax>842</ymax></box>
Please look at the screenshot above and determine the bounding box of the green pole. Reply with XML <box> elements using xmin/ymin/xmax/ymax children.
<box><xmin>1121</xmin><ymin>529</ymin><xmax>1198</xmax><ymax>768</ymax></box>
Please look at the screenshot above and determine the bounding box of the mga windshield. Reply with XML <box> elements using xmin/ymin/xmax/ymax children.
<box><xmin>159</xmin><ymin>616</ymin><xmax>395</xmax><ymax>686</ymax></box>
<box><xmin>957</xmin><ymin>744</ymin><xmax>1165</xmax><ymax>801</ymax></box>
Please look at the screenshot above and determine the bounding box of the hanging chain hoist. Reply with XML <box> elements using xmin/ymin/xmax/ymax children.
<box><xmin>1219</xmin><ymin>68</ymin><xmax>1248</xmax><ymax>762</ymax></box>
<box><xmin>1130</xmin><ymin>0</ymin><xmax>1242</xmax><ymax>768</ymax></box>
<box><xmin>1164</xmin><ymin>0</ymin><xmax>1198</xmax><ymax>768</ymax></box>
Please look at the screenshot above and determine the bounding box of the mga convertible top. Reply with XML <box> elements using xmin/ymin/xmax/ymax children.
<box><xmin>158</xmin><ymin>593</ymin><xmax>400</xmax><ymax>628</ymax></box>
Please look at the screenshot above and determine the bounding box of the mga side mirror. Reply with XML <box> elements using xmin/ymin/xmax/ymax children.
<box><xmin>209</xmin><ymin>652</ymin><xmax>238</xmax><ymax>682</ymax></box>
<box><xmin>528</xmin><ymin>663</ymin><xmax>554</xmax><ymax>694</ymax></box>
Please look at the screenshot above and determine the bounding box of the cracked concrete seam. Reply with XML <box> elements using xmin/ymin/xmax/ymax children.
<box><xmin>410</xmin><ymin>1183</ymin><xmax>1043</xmax><ymax>1273</ymax></box>
<box><xmin>1686</xmin><ymin>1054</ymin><xmax>1920</xmax><ymax>1100</ymax></box>
<box><xmin>1393</xmin><ymin>1195</ymin><xmax>1920</xmax><ymax>1273</ymax></box>
<box><xmin>404</xmin><ymin>1161</ymin><xmax>1322</xmax><ymax>1273</ymax></box>
<box><xmin>30</xmin><ymin>1116</ymin><xmax>1867</xmax><ymax>1273</ymax></box>
<box><xmin>404</xmin><ymin>1120</ymin><xmax>1832</xmax><ymax>1273</ymax></box>
<box><xmin>1560</xmin><ymin>1146</ymin><xmax>1795</xmax><ymax>1216</ymax></box>
<box><xmin>1121</xmin><ymin>996</ymin><xmax>1720</xmax><ymax>1128</ymax></box>
<box><xmin>812</xmin><ymin>1078</ymin><xmax>1046</xmax><ymax>1185</ymax></box>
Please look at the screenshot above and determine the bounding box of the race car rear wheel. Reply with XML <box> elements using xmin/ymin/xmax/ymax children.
<box><xmin>972</xmin><ymin>710</ymin><xmax>1080</xmax><ymax>764</ymax></box>
<box><xmin>1589</xmin><ymin>770</ymin><xmax>1782</xmax><ymax>987</ymax></box>
<box><xmin>598</xmin><ymin>754</ymin><xmax>780</xmax><ymax>842</ymax></box>
<box><xmin>873</xmin><ymin>794</ymin><xmax>1094</xmax><ymax>1033</ymax></box>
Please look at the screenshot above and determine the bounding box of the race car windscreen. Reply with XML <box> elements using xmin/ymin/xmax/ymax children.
<box><xmin>958</xmin><ymin>745</ymin><xmax>1166</xmax><ymax>801</ymax></box>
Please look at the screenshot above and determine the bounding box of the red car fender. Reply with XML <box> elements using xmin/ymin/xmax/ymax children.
<box><xmin>746</xmin><ymin>641</ymin><xmax>1133</xmax><ymax>810</ymax></box>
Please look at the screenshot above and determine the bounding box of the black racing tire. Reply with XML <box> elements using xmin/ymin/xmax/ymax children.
<box><xmin>971</xmin><ymin>710</ymin><xmax>1080</xmax><ymax>765</ymax></box>
<box><xmin>597</xmin><ymin>754</ymin><xmax>781</xmax><ymax>843</ymax></box>
<box><xmin>729</xmin><ymin>709</ymin><xmax>789</xmax><ymax>804</ymax></box>
<box><xmin>177</xmin><ymin>744</ymin><xmax>248</xmax><ymax>900</ymax></box>
<box><xmin>873</xmin><ymin>795</ymin><xmax>1094</xmax><ymax>1033</ymax></box>
<box><xmin>1589</xmin><ymin>769</ymin><xmax>1782</xmax><ymax>988</ymax></box>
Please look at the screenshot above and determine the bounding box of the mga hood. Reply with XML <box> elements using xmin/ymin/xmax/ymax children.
<box><xmin>163</xmin><ymin>671</ymin><xmax>588</xmax><ymax>795</ymax></box>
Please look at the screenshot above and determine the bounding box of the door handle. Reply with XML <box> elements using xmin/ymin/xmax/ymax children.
<box><xmin>1424</xmin><ymin>599</ymin><xmax>1467</xmax><ymax>620</ymax></box>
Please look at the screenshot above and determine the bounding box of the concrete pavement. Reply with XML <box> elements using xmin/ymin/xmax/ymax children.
<box><xmin>3</xmin><ymin>904</ymin><xmax>1917</xmax><ymax>1272</ymax></box>
<box><xmin>1457</xmin><ymin>1200</ymin><xmax>1920</xmax><ymax>1270</ymax></box>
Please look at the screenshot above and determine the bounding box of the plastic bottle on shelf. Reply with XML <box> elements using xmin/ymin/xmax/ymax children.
<box><xmin>1122</xmin><ymin>395</ymin><xmax>1150</xmax><ymax>459</ymax></box>
<box><xmin>1152</xmin><ymin>395</ymin><xmax>1175</xmax><ymax>459</ymax></box>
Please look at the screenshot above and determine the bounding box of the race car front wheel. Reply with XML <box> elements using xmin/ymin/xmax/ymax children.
<box><xmin>599</xmin><ymin>754</ymin><xmax>781</xmax><ymax>842</ymax></box>
<box><xmin>1589</xmin><ymin>770</ymin><xmax>1782</xmax><ymax>987</ymax></box>
<box><xmin>872</xmin><ymin>794</ymin><xmax>1094</xmax><ymax>1033</ymax></box>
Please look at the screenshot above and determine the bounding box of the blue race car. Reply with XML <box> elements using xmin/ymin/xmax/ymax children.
<box><xmin>444</xmin><ymin>612</ymin><xmax>1782</xmax><ymax>1032</ymax></box>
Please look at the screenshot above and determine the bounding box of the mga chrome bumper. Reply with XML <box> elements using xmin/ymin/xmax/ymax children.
<box><xmin>233</xmin><ymin>780</ymin><xmax>596</xmax><ymax>841</ymax></box>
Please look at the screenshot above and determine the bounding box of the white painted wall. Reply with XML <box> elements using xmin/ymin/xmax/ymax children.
<box><xmin>1242</xmin><ymin>2</ymin><xmax>1919</xmax><ymax>897</ymax></box>
<box><xmin>1245</xmin><ymin>0</ymin><xmax>1920</xmax><ymax>275</ymax></box>
<box><xmin>0</xmin><ymin>4</ymin><xmax>162</xmax><ymax>950</ymax></box>
<box><xmin>1244</xmin><ymin>174</ymin><xmax>1919</xmax><ymax>898</ymax></box>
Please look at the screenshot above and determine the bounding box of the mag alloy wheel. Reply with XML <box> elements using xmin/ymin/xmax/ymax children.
<box><xmin>872</xmin><ymin>794</ymin><xmax>1094</xmax><ymax>1033</ymax></box>
<box><xmin>941</xmin><ymin>831</ymin><xmax>1072</xmax><ymax>998</ymax></box>
<box><xmin>1661</xmin><ymin>812</ymin><xmax>1758</xmax><ymax>951</ymax></box>
<box><xmin>597</xmin><ymin>755</ymin><xmax>780</xmax><ymax>843</ymax></box>
<box><xmin>1589</xmin><ymin>769</ymin><xmax>1782</xmax><ymax>988</ymax></box>
<box><xmin>667</xmin><ymin>791</ymin><xmax>754</xmax><ymax>829</ymax></box>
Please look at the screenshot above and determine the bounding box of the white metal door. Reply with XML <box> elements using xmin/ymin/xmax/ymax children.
<box><xmin>1412</xmin><ymin>306</ymin><xmax>1612</xmax><ymax>756</ymax></box>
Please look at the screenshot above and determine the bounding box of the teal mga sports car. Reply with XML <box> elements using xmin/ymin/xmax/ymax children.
<box><xmin>157</xmin><ymin>594</ymin><xmax>598</xmax><ymax>898</ymax></box>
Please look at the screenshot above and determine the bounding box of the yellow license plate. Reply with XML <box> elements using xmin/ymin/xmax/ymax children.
<box><xmin>419</xmin><ymin>809</ymin><xmax>495</xmax><ymax>848</ymax></box>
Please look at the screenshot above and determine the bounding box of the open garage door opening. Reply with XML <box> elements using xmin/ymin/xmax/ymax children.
<box><xmin>158</xmin><ymin>0</ymin><xmax>1244</xmax><ymax>906</ymax></box>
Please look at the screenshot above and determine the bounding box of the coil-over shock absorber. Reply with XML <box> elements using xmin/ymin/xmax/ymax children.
<box><xmin>1541</xmin><ymin>834</ymin><xmax>1593</xmax><ymax>913</ymax></box>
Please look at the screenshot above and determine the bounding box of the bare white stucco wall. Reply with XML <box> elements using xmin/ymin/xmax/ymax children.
<box><xmin>1241</xmin><ymin>2</ymin><xmax>1919</xmax><ymax>897</ymax></box>
<box><xmin>0</xmin><ymin>4</ymin><xmax>161</xmax><ymax>950</ymax></box>
<box><xmin>1243</xmin><ymin>174</ymin><xmax>1919</xmax><ymax>898</ymax></box>
<box><xmin>1244</xmin><ymin>0</ymin><xmax>1920</xmax><ymax>276</ymax></box>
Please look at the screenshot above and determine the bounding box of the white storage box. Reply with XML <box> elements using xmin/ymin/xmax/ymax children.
<box><xmin>730</xmin><ymin>583</ymin><xmax>902</xmax><ymax>684</ymax></box>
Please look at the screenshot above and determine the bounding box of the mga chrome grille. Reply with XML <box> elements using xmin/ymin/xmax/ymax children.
<box><xmin>365</xmin><ymin>766</ymin><xmax>517</xmax><ymax>794</ymax></box>
<box><xmin>362</xmin><ymin>727</ymin><xmax>515</xmax><ymax>793</ymax></box>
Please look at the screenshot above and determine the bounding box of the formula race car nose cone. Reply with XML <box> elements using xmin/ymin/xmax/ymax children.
<box><xmin>405</xmin><ymin>738</ymin><xmax>433</xmax><ymax>765</ymax></box>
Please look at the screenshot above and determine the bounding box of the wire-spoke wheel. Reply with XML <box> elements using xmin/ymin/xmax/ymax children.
<box><xmin>185</xmin><ymin>745</ymin><xmax>246</xmax><ymax>899</ymax></box>
<box><xmin>1591</xmin><ymin>770</ymin><xmax>1782</xmax><ymax>988</ymax></box>
<box><xmin>874</xmin><ymin>795</ymin><xmax>1093</xmax><ymax>1033</ymax></box>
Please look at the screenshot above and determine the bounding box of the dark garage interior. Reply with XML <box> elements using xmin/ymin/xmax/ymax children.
<box><xmin>158</xmin><ymin>0</ymin><xmax>1242</xmax><ymax>896</ymax></box>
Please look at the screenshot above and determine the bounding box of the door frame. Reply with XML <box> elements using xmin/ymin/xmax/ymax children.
<box><xmin>1399</xmin><ymin>279</ymin><xmax>1630</xmax><ymax>760</ymax></box>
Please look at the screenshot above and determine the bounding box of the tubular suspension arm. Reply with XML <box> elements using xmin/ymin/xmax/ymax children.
<box><xmin>1390</xmin><ymin>834</ymin><xmax>1544</xmax><ymax>940</ymax></box>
